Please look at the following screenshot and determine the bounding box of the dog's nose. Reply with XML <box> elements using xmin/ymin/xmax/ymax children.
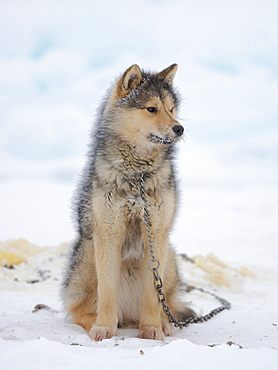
<box><xmin>172</xmin><ymin>125</ymin><xmax>184</xmax><ymax>137</ymax></box>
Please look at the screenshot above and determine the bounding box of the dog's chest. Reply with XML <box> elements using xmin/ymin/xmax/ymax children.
<box><xmin>117</xmin><ymin>180</ymin><xmax>148</xmax><ymax>261</ymax></box>
<box><xmin>116</xmin><ymin>175</ymin><xmax>161</xmax><ymax>212</ymax></box>
<box><xmin>123</xmin><ymin>193</ymin><xmax>144</xmax><ymax>218</ymax></box>
<box><xmin>111</xmin><ymin>175</ymin><xmax>163</xmax><ymax>261</ymax></box>
<box><xmin>121</xmin><ymin>194</ymin><xmax>145</xmax><ymax>261</ymax></box>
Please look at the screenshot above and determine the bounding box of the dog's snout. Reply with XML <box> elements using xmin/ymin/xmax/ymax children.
<box><xmin>172</xmin><ymin>125</ymin><xmax>184</xmax><ymax>137</ymax></box>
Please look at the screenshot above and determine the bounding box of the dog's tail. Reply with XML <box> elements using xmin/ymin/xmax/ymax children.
<box><xmin>173</xmin><ymin>306</ymin><xmax>196</xmax><ymax>323</ymax></box>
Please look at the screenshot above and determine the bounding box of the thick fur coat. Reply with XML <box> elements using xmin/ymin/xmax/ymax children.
<box><xmin>61</xmin><ymin>64</ymin><xmax>195</xmax><ymax>341</ymax></box>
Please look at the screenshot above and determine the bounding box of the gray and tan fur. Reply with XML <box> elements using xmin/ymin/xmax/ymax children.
<box><xmin>61</xmin><ymin>64</ymin><xmax>195</xmax><ymax>341</ymax></box>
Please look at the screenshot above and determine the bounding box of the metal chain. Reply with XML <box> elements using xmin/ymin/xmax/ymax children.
<box><xmin>139</xmin><ymin>173</ymin><xmax>231</xmax><ymax>329</ymax></box>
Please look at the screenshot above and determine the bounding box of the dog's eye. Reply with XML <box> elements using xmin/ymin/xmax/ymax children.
<box><xmin>147</xmin><ymin>107</ymin><xmax>157</xmax><ymax>113</ymax></box>
<box><xmin>170</xmin><ymin>107</ymin><xmax>174</xmax><ymax>114</ymax></box>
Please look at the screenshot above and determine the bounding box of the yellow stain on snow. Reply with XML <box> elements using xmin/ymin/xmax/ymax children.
<box><xmin>0</xmin><ymin>239</ymin><xmax>45</xmax><ymax>266</ymax></box>
<box><xmin>193</xmin><ymin>253</ymin><xmax>256</xmax><ymax>289</ymax></box>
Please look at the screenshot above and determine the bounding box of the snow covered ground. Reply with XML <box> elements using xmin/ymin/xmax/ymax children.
<box><xmin>0</xmin><ymin>238</ymin><xmax>277</xmax><ymax>369</ymax></box>
<box><xmin>1</xmin><ymin>0</ymin><xmax>278</xmax><ymax>368</ymax></box>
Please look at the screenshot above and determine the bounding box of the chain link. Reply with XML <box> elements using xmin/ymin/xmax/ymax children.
<box><xmin>139</xmin><ymin>173</ymin><xmax>231</xmax><ymax>329</ymax></box>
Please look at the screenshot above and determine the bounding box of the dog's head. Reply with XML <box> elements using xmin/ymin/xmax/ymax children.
<box><xmin>105</xmin><ymin>64</ymin><xmax>184</xmax><ymax>151</ymax></box>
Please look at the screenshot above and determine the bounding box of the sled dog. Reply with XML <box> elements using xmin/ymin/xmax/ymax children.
<box><xmin>62</xmin><ymin>63</ymin><xmax>195</xmax><ymax>341</ymax></box>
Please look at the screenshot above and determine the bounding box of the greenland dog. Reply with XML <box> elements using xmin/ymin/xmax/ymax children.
<box><xmin>62</xmin><ymin>64</ymin><xmax>195</xmax><ymax>341</ymax></box>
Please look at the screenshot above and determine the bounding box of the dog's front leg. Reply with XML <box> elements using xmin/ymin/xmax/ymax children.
<box><xmin>139</xmin><ymin>228</ymin><xmax>169</xmax><ymax>340</ymax></box>
<box><xmin>89</xmin><ymin>207</ymin><xmax>124</xmax><ymax>341</ymax></box>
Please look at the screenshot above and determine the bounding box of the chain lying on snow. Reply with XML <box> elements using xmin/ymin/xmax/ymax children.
<box><xmin>139</xmin><ymin>174</ymin><xmax>231</xmax><ymax>329</ymax></box>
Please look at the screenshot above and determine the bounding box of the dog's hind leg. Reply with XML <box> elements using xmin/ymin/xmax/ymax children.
<box><xmin>71</xmin><ymin>303</ymin><xmax>97</xmax><ymax>333</ymax></box>
<box><xmin>62</xmin><ymin>237</ymin><xmax>99</xmax><ymax>334</ymax></box>
<box><xmin>159</xmin><ymin>296</ymin><xmax>196</xmax><ymax>337</ymax></box>
<box><xmin>161</xmin><ymin>316</ymin><xmax>175</xmax><ymax>337</ymax></box>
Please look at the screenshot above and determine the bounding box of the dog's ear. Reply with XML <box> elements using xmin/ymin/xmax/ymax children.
<box><xmin>157</xmin><ymin>64</ymin><xmax>178</xmax><ymax>84</ymax></box>
<box><xmin>120</xmin><ymin>64</ymin><xmax>143</xmax><ymax>93</ymax></box>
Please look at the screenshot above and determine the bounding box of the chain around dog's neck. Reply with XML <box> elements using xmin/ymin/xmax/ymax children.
<box><xmin>139</xmin><ymin>173</ymin><xmax>231</xmax><ymax>329</ymax></box>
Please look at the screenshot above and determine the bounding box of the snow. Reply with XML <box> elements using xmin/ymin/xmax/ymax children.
<box><xmin>0</xmin><ymin>239</ymin><xmax>277</xmax><ymax>368</ymax></box>
<box><xmin>0</xmin><ymin>338</ymin><xmax>277</xmax><ymax>370</ymax></box>
<box><xmin>1</xmin><ymin>0</ymin><xmax>278</xmax><ymax>368</ymax></box>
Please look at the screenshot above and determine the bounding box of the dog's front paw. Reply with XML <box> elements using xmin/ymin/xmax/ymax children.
<box><xmin>139</xmin><ymin>326</ymin><xmax>165</xmax><ymax>340</ymax></box>
<box><xmin>89</xmin><ymin>325</ymin><xmax>116</xmax><ymax>341</ymax></box>
<box><xmin>161</xmin><ymin>317</ymin><xmax>175</xmax><ymax>337</ymax></box>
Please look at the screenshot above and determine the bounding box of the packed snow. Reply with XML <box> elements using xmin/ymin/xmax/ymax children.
<box><xmin>1</xmin><ymin>0</ymin><xmax>278</xmax><ymax>368</ymax></box>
